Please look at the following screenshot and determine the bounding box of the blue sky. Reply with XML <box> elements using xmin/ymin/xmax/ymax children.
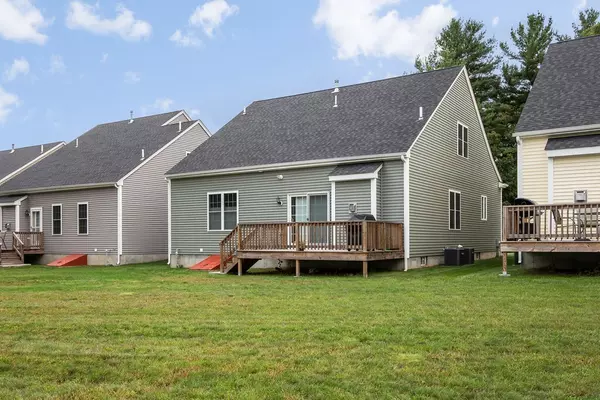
<box><xmin>0</xmin><ymin>0</ymin><xmax>597</xmax><ymax>149</ymax></box>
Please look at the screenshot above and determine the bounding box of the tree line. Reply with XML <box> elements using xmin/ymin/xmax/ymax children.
<box><xmin>415</xmin><ymin>8</ymin><xmax>600</xmax><ymax>203</ymax></box>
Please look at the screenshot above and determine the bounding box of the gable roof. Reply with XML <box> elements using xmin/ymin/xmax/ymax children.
<box><xmin>0</xmin><ymin>111</ymin><xmax>197</xmax><ymax>193</ymax></box>
<box><xmin>545</xmin><ymin>133</ymin><xmax>600</xmax><ymax>150</ymax></box>
<box><xmin>516</xmin><ymin>35</ymin><xmax>600</xmax><ymax>134</ymax></box>
<box><xmin>0</xmin><ymin>142</ymin><xmax>63</xmax><ymax>182</ymax></box>
<box><xmin>168</xmin><ymin>67</ymin><xmax>463</xmax><ymax>176</ymax></box>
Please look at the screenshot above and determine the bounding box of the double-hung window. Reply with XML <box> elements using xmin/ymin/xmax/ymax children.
<box><xmin>52</xmin><ymin>204</ymin><xmax>62</xmax><ymax>235</ymax></box>
<box><xmin>208</xmin><ymin>192</ymin><xmax>238</xmax><ymax>231</ymax></box>
<box><xmin>481</xmin><ymin>195</ymin><xmax>488</xmax><ymax>221</ymax></box>
<box><xmin>449</xmin><ymin>190</ymin><xmax>461</xmax><ymax>230</ymax></box>
<box><xmin>457</xmin><ymin>122</ymin><xmax>468</xmax><ymax>158</ymax></box>
<box><xmin>77</xmin><ymin>203</ymin><xmax>88</xmax><ymax>235</ymax></box>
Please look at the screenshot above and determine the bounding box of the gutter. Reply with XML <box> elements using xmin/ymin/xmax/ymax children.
<box><xmin>115</xmin><ymin>182</ymin><xmax>123</xmax><ymax>265</ymax></box>
<box><xmin>0</xmin><ymin>182</ymin><xmax>115</xmax><ymax>196</ymax></box>
<box><xmin>400</xmin><ymin>153</ymin><xmax>410</xmax><ymax>272</ymax></box>
<box><xmin>514</xmin><ymin>123</ymin><xmax>600</xmax><ymax>138</ymax></box>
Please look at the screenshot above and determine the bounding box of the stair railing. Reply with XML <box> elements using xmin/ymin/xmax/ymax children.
<box><xmin>12</xmin><ymin>232</ymin><xmax>24</xmax><ymax>264</ymax></box>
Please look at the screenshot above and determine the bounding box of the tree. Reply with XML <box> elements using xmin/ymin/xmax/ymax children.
<box><xmin>414</xmin><ymin>18</ymin><xmax>500</xmax><ymax>107</ymax></box>
<box><xmin>557</xmin><ymin>8</ymin><xmax>600</xmax><ymax>41</ymax></box>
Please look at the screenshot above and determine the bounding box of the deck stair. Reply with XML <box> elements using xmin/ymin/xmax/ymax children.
<box><xmin>0</xmin><ymin>251</ymin><xmax>27</xmax><ymax>266</ymax></box>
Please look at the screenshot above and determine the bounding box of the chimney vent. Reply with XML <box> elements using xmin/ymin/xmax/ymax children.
<box><xmin>129</xmin><ymin>110</ymin><xmax>134</xmax><ymax>124</ymax></box>
<box><xmin>141</xmin><ymin>149</ymin><xmax>145</xmax><ymax>161</ymax></box>
<box><xmin>10</xmin><ymin>144</ymin><xmax>15</xmax><ymax>154</ymax></box>
<box><xmin>418</xmin><ymin>106</ymin><xmax>424</xmax><ymax>121</ymax></box>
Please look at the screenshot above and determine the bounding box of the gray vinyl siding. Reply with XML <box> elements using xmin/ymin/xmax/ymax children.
<box><xmin>335</xmin><ymin>180</ymin><xmax>371</xmax><ymax>219</ymax></box>
<box><xmin>1</xmin><ymin>206</ymin><xmax>16</xmax><ymax>249</ymax></box>
<box><xmin>409</xmin><ymin>72</ymin><xmax>501</xmax><ymax>257</ymax></box>
<box><xmin>380</xmin><ymin>160</ymin><xmax>404</xmax><ymax>222</ymax></box>
<box><xmin>25</xmin><ymin>187</ymin><xmax>118</xmax><ymax>254</ymax></box>
<box><xmin>122</xmin><ymin>123</ymin><xmax>209</xmax><ymax>255</ymax></box>
<box><xmin>19</xmin><ymin>198</ymin><xmax>28</xmax><ymax>232</ymax></box>
<box><xmin>171</xmin><ymin>161</ymin><xmax>405</xmax><ymax>255</ymax></box>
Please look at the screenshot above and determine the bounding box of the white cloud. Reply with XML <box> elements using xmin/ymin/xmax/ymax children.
<box><xmin>574</xmin><ymin>0</ymin><xmax>587</xmax><ymax>15</ymax></box>
<box><xmin>0</xmin><ymin>86</ymin><xmax>19</xmax><ymax>123</ymax></box>
<box><xmin>124</xmin><ymin>71</ymin><xmax>141</xmax><ymax>84</ymax></box>
<box><xmin>313</xmin><ymin>0</ymin><xmax>456</xmax><ymax>61</ymax></box>
<box><xmin>4</xmin><ymin>57</ymin><xmax>30</xmax><ymax>81</ymax></box>
<box><xmin>141</xmin><ymin>98</ymin><xmax>175</xmax><ymax>115</ymax></box>
<box><xmin>66</xmin><ymin>1</ymin><xmax>152</xmax><ymax>41</ymax></box>
<box><xmin>170</xmin><ymin>29</ymin><xmax>202</xmax><ymax>47</ymax></box>
<box><xmin>189</xmin><ymin>108</ymin><xmax>202</xmax><ymax>118</ymax></box>
<box><xmin>101</xmin><ymin>53</ymin><xmax>109</xmax><ymax>63</ymax></box>
<box><xmin>189</xmin><ymin>0</ymin><xmax>239</xmax><ymax>37</ymax></box>
<box><xmin>492</xmin><ymin>16</ymin><xmax>500</xmax><ymax>27</ymax></box>
<box><xmin>361</xmin><ymin>70</ymin><xmax>374</xmax><ymax>82</ymax></box>
<box><xmin>0</xmin><ymin>0</ymin><xmax>50</xmax><ymax>45</ymax></box>
<box><xmin>49</xmin><ymin>55</ymin><xmax>66</xmax><ymax>74</ymax></box>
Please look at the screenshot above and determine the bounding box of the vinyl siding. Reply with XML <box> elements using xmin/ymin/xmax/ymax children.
<box><xmin>171</xmin><ymin>161</ymin><xmax>404</xmax><ymax>255</ymax></box>
<box><xmin>335</xmin><ymin>180</ymin><xmax>371</xmax><ymax>219</ymax></box>
<box><xmin>380</xmin><ymin>160</ymin><xmax>404</xmax><ymax>222</ymax></box>
<box><xmin>522</xmin><ymin>136</ymin><xmax>549</xmax><ymax>203</ymax></box>
<box><xmin>25</xmin><ymin>187</ymin><xmax>118</xmax><ymax>254</ymax></box>
<box><xmin>19</xmin><ymin>198</ymin><xmax>28</xmax><ymax>231</ymax></box>
<box><xmin>1</xmin><ymin>206</ymin><xmax>16</xmax><ymax>249</ymax></box>
<box><xmin>409</xmin><ymin>71</ymin><xmax>501</xmax><ymax>257</ymax></box>
<box><xmin>122</xmin><ymin>123</ymin><xmax>209</xmax><ymax>255</ymax></box>
<box><xmin>553</xmin><ymin>154</ymin><xmax>600</xmax><ymax>203</ymax></box>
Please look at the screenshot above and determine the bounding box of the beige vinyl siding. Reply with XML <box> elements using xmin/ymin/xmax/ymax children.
<box><xmin>521</xmin><ymin>136</ymin><xmax>549</xmax><ymax>203</ymax></box>
<box><xmin>553</xmin><ymin>154</ymin><xmax>600</xmax><ymax>203</ymax></box>
<box><xmin>335</xmin><ymin>180</ymin><xmax>371</xmax><ymax>219</ymax></box>
<box><xmin>25</xmin><ymin>187</ymin><xmax>118</xmax><ymax>254</ymax></box>
<box><xmin>409</xmin><ymin>71</ymin><xmax>501</xmax><ymax>257</ymax></box>
<box><xmin>122</xmin><ymin>123</ymin><xmax>209</xmax><ymax>255</ymax></box>
<box><xmin>1</xmin><ymin>206</ymin><xmax>16</xmax><ymax>249</ymax></box>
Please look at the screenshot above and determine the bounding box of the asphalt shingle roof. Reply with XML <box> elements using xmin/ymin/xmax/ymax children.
<box><xmin>329</xmin><ymin>163</ymin><xmax>382</xmax><ymax>176</ymax></box>
<box><xmin>0</xmin><ymin>111</ymin><xmax>195</xmax><ymax>193</ymax></box>
<box><xmin>168</xmin><ymin>67</ymin><xmax>462</xmax><ymax>175</ymax></box>
<box><xmin>545</xmin><ymin>133</ymin><xmax>600</xmax><ymax>150</ymax></box>
<box><xmin>0</xmin><ymin>195</ymin><xmax>25</xmax><ymax>204</ymax></box>
<box><xmin>0</xmin><ymin>142</ymin><xmax>63</xmax><ymax>181</ymax></box>
<box><xmin>516</xmin><ymin>35</ymin><xmax>600</xmax><ymax>133</ymax></box>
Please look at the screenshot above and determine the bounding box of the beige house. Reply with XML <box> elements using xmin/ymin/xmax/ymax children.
<box><xmin>501</xmin><ymin>36</ymin><xmax>600</xmax><ymax>270</ymax></box>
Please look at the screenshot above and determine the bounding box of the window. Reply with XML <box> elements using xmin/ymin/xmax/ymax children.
<box><xmin>208</xmin><ymin>192</ymin><xmax>238</xmax><ymax>231</ymax></box>
<box><xmin>457</xmin><ymin>122</ymin><xmax>468</xmax><ymax>158</ymax></box>
<box><xmin>52</xmin><ymin>204</ymin><xmax>62</xmax><ymax>235</ymax></box>
<box><xmin>77</xmin><ymin>203</ymin><xmax>88</xmax><ymax>235</ymax></box>
<box><xmin>481</xmin><ymin>195</ymin><xmax>488</xmax><ymax>221</ymax></box>
<box><xmin>449</xmin><ymin>190</ymin><xmax>461</xmax><ymax>230</ymax></box>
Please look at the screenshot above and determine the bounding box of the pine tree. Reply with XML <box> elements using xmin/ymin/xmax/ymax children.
<box><xmin>558</xmin><ymin>8</ymin><xmax>600</xmax><ymax>41</ymax></box>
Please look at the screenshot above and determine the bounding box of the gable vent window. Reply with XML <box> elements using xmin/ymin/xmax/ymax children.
<box><xmin>449</xmin><ymin>190</ymin><xmax>461</xmax><ymax>230</ymax></box>
<box><xmin>52</xmin><ymin>204</ymin><xmax>62</xmax><ymax>235</ymax></box>
<box><xmin>457</xmin><ymin>122</ymin><xmax>468</xmax><ymax>158</ymax></box>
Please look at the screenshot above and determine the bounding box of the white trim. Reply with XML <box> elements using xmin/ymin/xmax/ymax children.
<box><xmin>0</xmin><ymin>195</ymin><xmax>28</xmax><ymax>207</ymax></box>
<box><xmin>401</xmin><ymin>154</ymin><xmax>410</xmax><ymax>271</ymax></box>
<box><xmin>77</xmin><ymin>202</ymin><xmax>89</xmax><ymax>236</ymax></box>
<box><xmin>117</xmin><ymin>121</ymin><xmax>209</xmax><ymax>185</ymax></box>
<box><xmin>461</xmin><ymin>68</ymin><xmax>502</xmax><ymax>182</ymax></box>
<box><xmin>206</xmin><ymin>191</ymin><xmax>240</xmax><ymax>232</ymax></box>
<box><xmin>457</xmin><ymin>121</ymin><xmax>469</xmax><ymax>159</ymax></box>
<box><xmin>0</xmin><ymin>142</ymin><xmax>66</xmax><ymax>186</ymax></box>
<box><xmin>448</xmin><ymin>190</ymin><xmax>461</xmax><ymax>231</ymax></box>
<box><xmin>517</xmin><ymin>137</ymin><xmax>523</xmax><ymax>197</ymax></box>
<box><xmin>514</xmin><ymin>123</ymin><xmax>600</xmax><ymax>138</ymax></box>
<box><xmin>0</xmin><ymin>182</ymin><xmax>114</xmax><ymax>196</ymax></box>
<box><xmin>30</xmin><ymin>207</ymin><xmax>43</xmax><ymax>233</ymax></box>
<box><xmin>15</xmin><ymin>204</ymin><xmax>20</xmax><ymax>231</ymax></box>
<box><xmin>370</xmin><ymin>178</ymin><xmax>377</xmax><ymax>217</ymax></box>
<box><xmin>331</xmin><ymin>182</ymin><xmax>336</xmax><ymax>221</ymax></box>
<box><xmin>547</xmin><ymin>158</ymin><xmax>554</xmax><ymax>203</ymax></box>
<box><xmin>116</xmin><ymin>183</ymin><xmax>123</xmax><ymax>264</ymax></box>
<box><xmin>51</xmin><ymin>204</ymin><xmax>63</xmax><ymax>236</ymax></box>
<box><xmin>329</xmin><ymin>172</ymin><xmax>378</xmax><ymax>182</ymax></box>
<box><xmin>546</xmin><ymin>146</ymin><xmax>600</xmax><ymax>158</ymax></box>
<box><xmin>167</xmin><ymin>153</ymin><xmax>406</xmax><ymax>179</ymax></box>
<box><xmin>167</xmin><ymin>178</ymin><xmax>172</xmax><ymax>265</ymax></box>
<box><xmin>480</xmin><ymin>195</ymin><xmax>488</xmax><ymax>221</ymax></box>
<box><xmin>161</xmin><ymin>110</ymin><xmax>191</xmax><ymax>126</ymax></box>
<box><xmin>286</xmin><ymin>192</ymin><xmax>331</xmax><ymax>222</ymax></box>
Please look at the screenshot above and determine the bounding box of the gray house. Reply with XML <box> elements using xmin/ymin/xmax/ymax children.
<box><xmin>0</xmin><ymin>110</ymin><xmax>211</xmax><ymax>265</ymax></box>
<box><xmin>166</xmin><ymin>66</ymin><xmax>504</xmax><ymax>274</ymax></box>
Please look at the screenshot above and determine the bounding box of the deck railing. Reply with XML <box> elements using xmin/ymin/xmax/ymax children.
<box><xmin>503</xmin><ymin>203</ymin><xmax>600</xmax><ymax>241</ymax></box>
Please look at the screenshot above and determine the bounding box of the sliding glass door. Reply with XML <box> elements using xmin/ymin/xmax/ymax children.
<box><xmin>289</xmin><ymin>193</ymin><xmax>329</xmax><ymax>247</ymax></box>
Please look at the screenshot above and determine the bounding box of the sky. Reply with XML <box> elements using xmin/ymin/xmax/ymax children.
<box><xmin>0</xmin><ymin>0</ymin><xmax>597</xmax><ymax>150</ymax></box>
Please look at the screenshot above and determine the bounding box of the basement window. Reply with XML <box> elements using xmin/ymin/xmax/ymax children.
<box><xmin>457</xmin><ymin>122</ymin><xmax>468</xmax><ymax>158</ymax></box>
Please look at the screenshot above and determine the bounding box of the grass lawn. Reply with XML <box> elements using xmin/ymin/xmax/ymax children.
<box><xmin>1</xmin><ymin>259</ymin><xmax>600</xmax><ymax>399</ymax></box>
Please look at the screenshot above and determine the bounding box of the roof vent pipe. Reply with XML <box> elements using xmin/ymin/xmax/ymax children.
<box><xmin>76</xmin><ymin>138</ymin><xmax>79</xmax><ymax>148</ymax></box>
<box><xmin>10</xmin><ymin>144</ymin><xmax>15</xmax><ymax>154</ymax></box>
<box><xmin>332</xmin><ymin>80</ymin><xmax>340</xmax><ymax>108</ymax></box>
<box><xmin>418</xmin><ymin>106</ymin><xmax>423</xmax><ymax>121</ymax></box>
<box><xmin>40</xmin><ymin>144</ymin><xmax>44</xmax><ymax>153</ymax></box>
<box><xmin>178</xmin><ymin>121</ymin><xmax>182</xmax><ymax>132</ymax></box>
<box><xmin>242</xmin><ymin>107</ymin><xmax>247</xmax><ymax>115</ymax></box>
<box><xmin>141</xmin><ymin>149</ymin><xmax>145</xmax><ymax>161</ymax></box>
<box><xmin>129</xmin><ymin>110</ymin><xmax>134</xmax><ymax>124</ymax></box>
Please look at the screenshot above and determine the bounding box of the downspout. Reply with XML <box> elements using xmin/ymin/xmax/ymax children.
<box><xmin>400</xmin><ymin>153</ymin><xmax>410</xmax><ymax>272</ymax></box>
<box><xmin>115</xmin><ymin>182</ymin><xmax>123</xmax><ymax>265</ymax></box>
<box><xmin>167</xmin><ymin>177</ymin><xmax>172</xmax><ymax>266</ymax></box>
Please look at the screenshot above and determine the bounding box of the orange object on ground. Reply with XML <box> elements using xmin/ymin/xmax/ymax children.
<box><xmin>189</xmin><ymin>255</ymin><xmax>221</xmax><ymax>271</ymax></box>
<box><xmin>47</xmin><ymin>254</ymin><xmax>88</xmax><ymax>267</ymax></box>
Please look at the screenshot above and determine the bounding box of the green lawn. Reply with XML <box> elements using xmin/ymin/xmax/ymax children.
<box><xmin>1</xmin><ymin>259</ymin><xmax>600</xmax><ymax>399</ymax></box>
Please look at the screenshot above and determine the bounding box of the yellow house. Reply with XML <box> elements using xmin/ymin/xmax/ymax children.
<box><xmin>501</xmin><ymin>35</ymin><xmax>600</xmax><ymax>270</ymax></box>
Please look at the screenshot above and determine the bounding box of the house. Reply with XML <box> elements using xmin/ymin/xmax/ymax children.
<box><xmin>500</xmin><ymin>35</ymin><xmax>600</xmax><ymax>271</ymax></box>
<box><xmin>0</xmin><ymin>111</ymin><xmax>211</xmax><ymax>265</ymax></box>
<box><xmin>166</xmin><ymin>66</ymin><xmax>503</xmax><ymax>275</ymax></box>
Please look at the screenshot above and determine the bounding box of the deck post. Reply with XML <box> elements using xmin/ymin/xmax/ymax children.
<box><xmin>237</xmin><ymin>226</ymin><xmax>242</xmax><ymax>251</ymax></box>
<box><xmin>219</xmin><ymin>243</ymin><xmax>224</xmax><ymax>274</ymax></box>
<box><xmin>238</xmin><ymin>258</ymin><xmax>243</xmax><ymax>276</ymax></box>
<box><xmin>362</xmin><ymin>221</ymin><xmax>368</xmax><ymax>252</ymax></box>
<box><xmin>499</xmin><ymin>252</ymin><xmax>510</xmax><ymax>277</ymax></box>
<box><xmin>363</xmin><ymin>261</ymin><xmax>368</xmax><ymax>278</ymax></box>
<box><xmin>296</xmin><ymin>259</ymin><xmax>300</xmax><ymax>277</ymax></box>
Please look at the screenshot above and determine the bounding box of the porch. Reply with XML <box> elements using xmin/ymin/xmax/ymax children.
<box><xmin>0</xmin><ymin>232</ymin><xmax>45</xmax><ymax>265</ymax></box>
<box><xmin>219</xmin><ymin>221</ymin><xmax>404</xmax><ymax>277</ymax></box>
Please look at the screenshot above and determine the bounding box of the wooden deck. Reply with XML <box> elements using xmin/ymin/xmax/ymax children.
<box><xmin>220</xmin><ymin>221</ymin><xmax>404</xmax><ymax>277</ymax></box>
<box><xmin>7</xmin><ymin>232</ymin><xmax>44</xmax><ymax>264</ymax></box>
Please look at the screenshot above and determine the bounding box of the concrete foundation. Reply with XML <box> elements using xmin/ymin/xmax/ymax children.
<box><xmin>522</xmin><ymin>252</ymin><xmax>600</xmax><ymax>270</ymax></box>
<box><xmin>32</xmin><ymin>253</ymin><xmax>166</xmax><ymax>266</ymax></box>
